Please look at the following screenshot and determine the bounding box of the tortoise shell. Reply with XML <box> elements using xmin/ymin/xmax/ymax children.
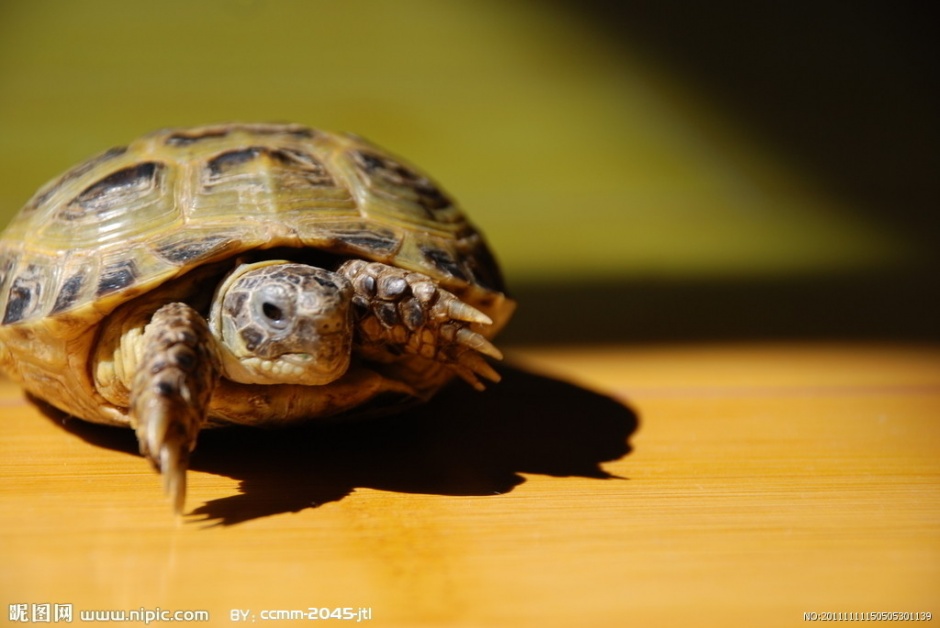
<box><xmin>0</xmin><ymin>123</ymin><xmax>504</xmax><ymax>326</ymax></box>
<box><xmin>0</xmin><ymin>123</ymin><xmax>512</xmax><ymax>426</ymax></box>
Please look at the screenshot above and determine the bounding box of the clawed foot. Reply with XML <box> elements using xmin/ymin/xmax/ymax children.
<box><xmin>131</xmin><ymin>303</ymin><xmax>219</xmax><ymax>514</ymax></box>
<box><xmin>136</xmin><ymin>409</ymin><xmax>191</xmax><ymax>514</ymax></box>
<box><xmin>339</xmin><ymin>260</ymin><xmax>503</xmax><ymax>390</ymax></box>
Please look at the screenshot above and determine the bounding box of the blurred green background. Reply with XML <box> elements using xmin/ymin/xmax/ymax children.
<box><xmin>1</xmin><ymin>0</ymin><xmax>936</xmax><ymax>343</ymax></box>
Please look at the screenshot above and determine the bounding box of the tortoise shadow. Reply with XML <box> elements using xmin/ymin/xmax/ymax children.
<box><xmin>54</xmin><ymin>364</ymin><xmax>638</xmax><ymax>526</ymax></box>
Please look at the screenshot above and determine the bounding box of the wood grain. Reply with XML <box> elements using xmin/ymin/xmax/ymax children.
<box><xmin>2</xmin><ymin>343</ymin><xmax>938</xmax><ymax>626</ymax></box>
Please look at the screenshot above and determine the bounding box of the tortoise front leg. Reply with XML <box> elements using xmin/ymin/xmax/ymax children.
<box><xmin>338</xmin><ymin>260</ymin><xmax>503</xmax><ymax>390</ymax></box>
<box><xmin>130</xmin><ymin>303</ymin><xmax>219</xmax><ymax>514</ymax></box>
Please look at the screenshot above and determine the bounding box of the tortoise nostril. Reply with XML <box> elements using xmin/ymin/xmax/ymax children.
<box><xmin>262</xmin><ymin>302</ymin><xmax>284</xmax><ymax>322</ymax></box>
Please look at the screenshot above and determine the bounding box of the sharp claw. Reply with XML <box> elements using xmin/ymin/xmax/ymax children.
<box><xmin>458</xmin><ymin>350</ymin><xmax>502</xmax><ymax>383</ymax></box>
<box><xmin>145</xmin><ymin>410</ymin><xmax>168</xmax><ymax>462</ymax></box>
<box><xmin>138</xmin><ymin>407</ymin><xmax>186</xmax><ymax>514</ymax></box>
<box><xmin>442</xmin><ymin>298</ymin><xmax>493</xmax><ymax>326</ymax></box>
<box><xmin>456</xmin><ymin>327</ymin><xmax>503</xmax><ymax>360</ymax></box>
<box><xmin>453</xmin><ymin>366</ymin><xmax>486</xmax><ymax>391</ymax></box>
<box><xmin>138</xmin><ymin>408</ymin><xmax>194</xmax><ymax>515</ymax></box>
<box><xmin>473</xmin><ymin>358</ymin><xmax>502</xmax><ymax>383</ymax></box>
<box><xmin>138</xmin><ymin>402</ymin><xmax>191</xmax><ymax>515</ymax></box>
<box><xmin>159</xmin><ymin>443</ymin><xmax>188</xmax><ymax>515</ymax></box>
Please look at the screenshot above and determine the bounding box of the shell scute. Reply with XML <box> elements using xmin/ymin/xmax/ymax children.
<box><xmin>153</xmin><ymin>231</ymin><xmax>243</xmax><ymax>267</ymax></box>
<box><xmin>96</xmin><ymin>260</ymin><xmax>140</xmax><ymax>297</ymax></box>
<box><xmin>198</xmin><ymin>144</ymin><xmax>353</xmax><ymax>216</ymax></box>
<box><xmin>346</xmin><ymin>148</ymin><xmax>464</xmax><ymax>229</ymax></box>
<box><xmin>352</xmin><ymin>149</ymin><xmax>452</xmax><ymax>212</ymax></box>
<box><xmin>0</xmin><ymin>123</ymin><xmax>505</xmax><ymax>326</ymax></box>
<box><xmin>326</xmin><ymin>226</ymin><xmax>402</xmax><ymax>258</ymax></box>
<box><xmin>44</xmin><ymin>160</ymin><xmax>179</xmax><ymax>251</ymax></box>
<box><xmin>22</xmin><ymin>146</ymin><xmax>129</xmax><ymax>216</ymax></box>
<box><xmin>51</xmin><ymin>272</ymin><xmax>86</xmax><ymax>314</ymax></box>
<box><xmin>66</xmin><ymin>161</ymin><xmax>164</xmax><ymax>217</ymax></box>
<box><xmin>2</xmin><ymin>261</ymin><xmax>49</xmax><ymax>325</ymax></box>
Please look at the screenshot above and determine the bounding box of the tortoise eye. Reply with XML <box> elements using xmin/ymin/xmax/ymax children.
<box><xmin>262</xmin><ymin>302</ymin><xmax>284</xmax><ymax>322</ymax></box>
<box><xmin>255</xmin><ymin>285</ymin><xmax>293</xmax><ymax>331</ymax></box>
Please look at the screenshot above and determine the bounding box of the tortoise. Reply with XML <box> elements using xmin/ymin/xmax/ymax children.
<box><xmin>0</xmin><ymin>123</ymin><xmax>514</xmax><ymax>513</ymax></box>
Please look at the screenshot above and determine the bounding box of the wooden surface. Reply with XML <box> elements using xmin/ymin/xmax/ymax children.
<box><xmin>1</xmin><ymin>343</ymin><xmax>938</xmax><ymax>626</ymax></box>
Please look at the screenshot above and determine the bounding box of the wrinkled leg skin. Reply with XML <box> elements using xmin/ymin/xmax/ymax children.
<box><xmin>130</xmin><ymin>303</ymin><xmax>219</xmax><ymax>514</ymax></box>
<box><xmin>338</xmin><ymin>260</ymin><xmax>503</xmax><ymax>390</ymax></box>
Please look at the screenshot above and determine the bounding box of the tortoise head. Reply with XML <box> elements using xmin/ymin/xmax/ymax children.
<box><xmin>209</xmin><ymin>260</ymin><xmax>354</xmax><ymax>385</ymax></box>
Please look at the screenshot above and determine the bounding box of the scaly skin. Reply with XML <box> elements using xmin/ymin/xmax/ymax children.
<box><xmin>130</xmin><ymin>303</ymin><xmax>219</xmax><ymax>514</ymax></box>
<box><xmin>338</xmin><ymin>260</ymin><xmax>502</xmax><ymax>390</ymax></box>
<box><xmin>126</xmin><ymin>262</ymin><xmax>502</xmax><ymax>514</ymax></box>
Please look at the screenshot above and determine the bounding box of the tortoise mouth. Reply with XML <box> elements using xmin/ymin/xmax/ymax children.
<box><xmin>282</xmin><ymin>352</ymin><xmax>314</xmax><ymax>362</ymax></box>
<box><xmin>269</xmin><ymin>329</ymin><xmax>352</xmax><ymax>379</ymax></box>
<box><xmin>236</xmin><ymin>349</ymin><xmax>349</xmax><ymax>385</ymax></box>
